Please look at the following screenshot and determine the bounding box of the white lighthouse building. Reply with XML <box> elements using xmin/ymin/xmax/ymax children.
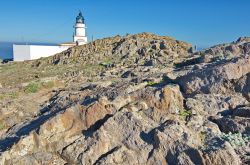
<box><xmin>13</xmin><ymin>11</ymin><xmax>88</xmax><ymax>61</ymax></box>
<box><xmin>73</xmin><ymin>12</ymin><xmax>87</xmax><ymax>45</ymax></box>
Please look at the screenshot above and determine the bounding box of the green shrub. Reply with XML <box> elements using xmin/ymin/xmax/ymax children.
<box><xmin>0</xmin><ymin>122</ymin><xmax>6</xmax><ymax>130</ymax></box>
<box><xmin>147</xmin><ymin>79</ymin><xmax>165</xmax><ymax>86</ymax></box>
<box><xmin>148</xmin><ymin>49</ymin><xmax>153</xmax><ymax>53</ymax></box>
<box><xmin>99</xmin><ymin>60</ymin><xmax>113</xmax><ymax>67</ymax></box>
<box><xmin>0</xmin><ymin>95</ymin><xmax>4</xmax><ymax>100</ymax></box>
<box><xmin>221</xmin><ymin>132</ymin><xmax>250</xmax><ymax>147</ymax></box>
<box><xmin>25</xmin><ymin>82</ymin><xmax>40</xmax><ymax>93</ymax></box>
<box><xmin>213</xmin><ymin>54</ymin><xmax>225</xmax><ymax>61</ymax></box>
<box><xmin>8</xmin><ymin>92</ymin><xmax>18</xmax><ymax>99</ymax></box>
<box><xmin>179</xmin><ymin>110</ymin><xmax>192</xmax><ymax>117</ymax></box>
<box><xmin>0</xmin><ymin>92</ymin><xmax>18</xmax><ymax>100</ymax></box>
<box><xmin>199</xmin><ymin>131</ymin><xmax>207</xmax><ymax>143</ymax></box>
<box><xmin>225</xmin><ymin>53</ymin><xmax>234</xmax><ymax>60</ymax></box>
<box><xmin>147</xmin><ymin>81</ymin><xmax>158</xmax><ymax>86</ymax></box>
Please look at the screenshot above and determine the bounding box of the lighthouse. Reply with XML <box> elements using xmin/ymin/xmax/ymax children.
<box><xmin>73</xmin><ymin>12</ymin><xmax>88</xmax><ymax>45</ymax></box>
<box><xmin>13</xmin><ymin>11</ymin><xmax>89</xmax><ymax>61</ymax></box>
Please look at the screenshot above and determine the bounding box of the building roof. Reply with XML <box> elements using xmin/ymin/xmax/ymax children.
<box><xmin>59</xmin><ymin>42</ymin><xmax>76</xmax><ymax>46</ymax></box>
<box><xmin>76</xmin><ymin>11</ymin><xmax>84</xmax><ymax>24</ymax></box>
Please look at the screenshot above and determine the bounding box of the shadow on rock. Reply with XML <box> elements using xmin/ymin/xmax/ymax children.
<box><xmin>0</xmin><ymin>107</ymin><xmax>66</xmax><ymax>153</ymax></box>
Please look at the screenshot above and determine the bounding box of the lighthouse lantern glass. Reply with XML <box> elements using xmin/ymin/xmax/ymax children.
<box><xmin>76</xmin><ymin>12</ymin><xmax>84</xmax><ymax>23</ymax></box>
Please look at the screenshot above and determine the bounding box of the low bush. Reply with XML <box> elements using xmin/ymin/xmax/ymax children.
<box><xmin>221</xmin><ymin>132</ymin><xmax>250</xmax><ymax>147</ymax></box>
<box><xmin>147</xmin><ymin>81</ymin><xmax>158</xmax><ymax>86</ymax></box>
<box><xmin>24</xmin><ymin>82</ymin><xmax>40</xmax><ymax>93</ymax></box>
<box><xmin>0</xmin><ymin>95</ymin><xmax>4</xmax><ymax>100</ymax></box>
<box><xmin>179</xmin><ymin>110</ymin><xmax>192</xmax><ymax>117</ymax></box>
<box><xmin>0</xmin><ymin>121</ymin><xmax>6</xmax><ymax>130</ymax></box>
<box><xmin>8</xmin><ymin>92</ymin><xmax>18</xmax><ymax>99</ymax></box>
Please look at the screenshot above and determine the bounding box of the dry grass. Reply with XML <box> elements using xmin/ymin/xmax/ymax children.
<box><xmin>0</xmin><ymin>60</ymin><xmax>103</xmax><ymax>88</ymax></box>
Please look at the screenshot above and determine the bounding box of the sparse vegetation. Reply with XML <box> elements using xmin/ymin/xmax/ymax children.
<box><xmin>148</xmin><ymin>49</ymin><xmax>154</xmax><ymax>53</ymax></box>
<box><xmin>0</xmin><ymin>33</ymin><xmax>249</xmax><ymax>163</ymax></box>
<box><xmin>82</xmin><ymin>64</ymin><xmax>105</xmax><ymax>76</ymax></box>
<box><xmin>179</xmin><ymin>110</ymin><xmax>192</xmax><ymax>117</ymax></box>
<box><xmin>225</xmin><ymin>53</ymin><xmax>234</xmax><ymax>60</ymax></box>
<box><xmin>147</xmin><ymin>79</ymin><xmax>165</xmax><ymax>86</ymax></box>
<box><xmin>24</xmin><ymin>81</ymin><xmax>56</xmax><ymax>93</ymax></box>
<box><xmin>147</xmin><ymin>81</ymin><xmax>158</xmax><ymax>86</ymax></box>
<box><xmin>213</xmin><ymin>54</ymin><xmax>225</xmax><ymax>61</ymax></box>
<box><xmin>8</xmin><ymin>92</ymin><xmax>19</xmax><ymax>99</ymax></box>
<box><xmin>0</xmin><ymin>92</ymin><xmax>19</xmax><ymax>100</ymax></box>
<box><xmin>24</xmin><ymin>82</ymin><xmax>40</xmax><ymax>93</ymax></box>
<box><xmin>221</xmin><ymin>132</ymin><xmax>250</xmax><ymax>147</ymax></box>
<box><xmin>100</xmin><ymin>60</ymin><xmax>112</xmax><ymax>66</ymax></box>
<box><xmin>0</xmin><ymin>121</ymin><xmax>6</xmax><ymax>130</ymax></box>
<box><xmin>199</xmin><ymin>131</ymin><xmax>207</xmax><ymax>143</ymax></box>
<box><xmin>0</xmin><ymin>95</ymin><xmax>4</xmax><ymax>100</ymax></box>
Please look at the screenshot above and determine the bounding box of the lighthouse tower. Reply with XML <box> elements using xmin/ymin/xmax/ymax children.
<box><xmin>73</xmin><ymin>12</ymin><xmax>87</xmax><ymax>45</ymax></box>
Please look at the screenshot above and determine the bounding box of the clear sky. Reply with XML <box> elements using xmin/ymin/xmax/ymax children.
<box><xmin>0</xmin><ymin>0</ymin><xmax>250</xmax><ymax>48</ymax></box>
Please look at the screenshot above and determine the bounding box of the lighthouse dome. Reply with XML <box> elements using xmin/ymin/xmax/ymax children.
<box><xmin>76</xmin><ymin>12</ymin><xmax>84</xmax><ymax>23</ymax></box>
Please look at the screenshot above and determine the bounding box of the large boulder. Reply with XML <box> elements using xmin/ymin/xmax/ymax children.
<box><xmin>201</xmin><ymin>37</ymin><xmax>250</xmax><ymax>59</ymax></box>
<box><xmin>212</xmin><ymin>116</ymin><xmax>250</xmax><ymax>134</ymax></box>
<box><xmin>175</xmin><ymin>57</ymin><xmax>250</xmax><ymax>95</ymax></box>
<box><xmin>203</xmin><ymin>138</ymin><xmax>241</xmax><ymax>165</ymax></box>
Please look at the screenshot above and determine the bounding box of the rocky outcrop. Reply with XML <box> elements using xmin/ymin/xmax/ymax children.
<box><xmin>175</xmin><ymin>56</ymin><xmax>250</xmax><ymax>96</ymax></box>
<box><xmin>203</xmin><ymin>138</ymin><xmax>241</xmax><ymax>165</ymax></box>
<box><xmin>36</xmin><ymin>33</ymin><xmax>192</xmax><ymax>68</ymax></box>
<box><xmin>1</xmin><ymin>80</ymin><xmax>247</xmax><ymax>164</ymax></box>
<box><xmin>198</xmin><ymin>37</ymin><xmax>250</xmax><ymax>60</ymax></box>
<box><xmin>0</xmin><ymin>34</ymin><xmax>250</xmax><ymax>164</ymax></box>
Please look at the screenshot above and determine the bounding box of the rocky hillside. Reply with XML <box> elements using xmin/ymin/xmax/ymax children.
<box><xmin>40</xmin><ymin>32</ymin><xmax>192</xmax><ymax>66</ymax></box>
<box><xmin>0</xmin><ymin>33</ymin><xmax>249</xmax><ymax>165</ymax></box>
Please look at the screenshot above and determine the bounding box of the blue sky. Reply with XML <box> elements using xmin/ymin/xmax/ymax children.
<box><xmin>0</xmin><ymin>0</ymin><xmax>250</xmax><ymax>47</ymax></box>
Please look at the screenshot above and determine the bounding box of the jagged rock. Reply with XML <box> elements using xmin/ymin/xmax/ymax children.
<box><xmin>185</xmin><ymin>94</ymin><xmax>226</xmax><ymax>115</ymax></box>
<box><xmin>39</xmin><ymin>106</ymin><xmax>84</xmax><ymax>142</ymax></box>
<box><xmin>233</xmin><ymin>106</ymin><xmax>250</xmax><ymax>118</ymax></box>
<box><xmin>0</xmin><ymin>34</ymin><xmax>250</xmax><ymax>164</ymax></box>
<box><xmin>63</xmin><ymin>109</ymin><xmax>157</xmax><ymax>165</ymax></box>
<box><xmin>121</xmin><ymin>70</ymin><xmax>137</xmax><ymax>78</ymax></box>
<box><xmin>235</xmin><ymin>73</ymin><xmax>250</xmax><ymax>101</ymax></box>
<box><xmin>211</xmin><ymin>116</ymin><xmax>250</xmax><ymax>134</ymax></box>
<box><xmin>201</xmin><ymin>37</ymin><xmax>250</xmax><ymax>59</ymax></box>
<box><xmin>176</xmin><ymin>57</ymin><xmax>250</xmax><ymax>95</ymax></box>
<box><xmin>34</xmin><ymin>32</ymin><xmax>192</xmax><ymax>68</ymax></box>
<box><xmin>203</xmin><ymin>138</ymin><xmax>241</xmax><ymax>165</ymax></box>
<box><xmin>159</xmin><ymin>84</ymin><xmax>184</xmax><ymax>114</ymax></box>
<box><xmin>84</xmin><ymin>97</ymin><xmax>115</xmax><ymax>128</ymax></box>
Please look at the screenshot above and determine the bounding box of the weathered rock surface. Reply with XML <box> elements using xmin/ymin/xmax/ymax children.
<box><xmin>0</xmin><ymin>34</ymin><xmax>250</xmax><ymax>164</ymax></box>
<box><xmin>197</xmin><ymin>37</ymin><xmax>250</xmax><ymax>61</ymax></box>
<box><xmin>36</xmin><ymin>32</ymin><xmax>192</xmax><ymax>68</ymax></box>
<box><xmin>175</xmin><ymin>57</ymin><xmax>250</xmax><ymax>96</ymax></box>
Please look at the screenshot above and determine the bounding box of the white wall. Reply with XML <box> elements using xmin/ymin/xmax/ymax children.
<box><xmin>30</xmin><ymin>45</ymin><xmax>70</xmax><ymax>60</ymax></box>
<box><xmin>13</xmin><ymin>45</ymin><xmax>31</xmax><ymax>61</ymax></box>
<box><xmin>74</xmin><ymin>36</ymin><xmax>88</xmax><ymax>44</ymax></box>
<box><xmin>74</xmin><ymin>23</ymin><xmax>87</xmax><ymax>44</ymax></box>
<box><xmin>13</xmin><ymin>45</ymin><xmax>71</xmax><ymax>61</ymax></box>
